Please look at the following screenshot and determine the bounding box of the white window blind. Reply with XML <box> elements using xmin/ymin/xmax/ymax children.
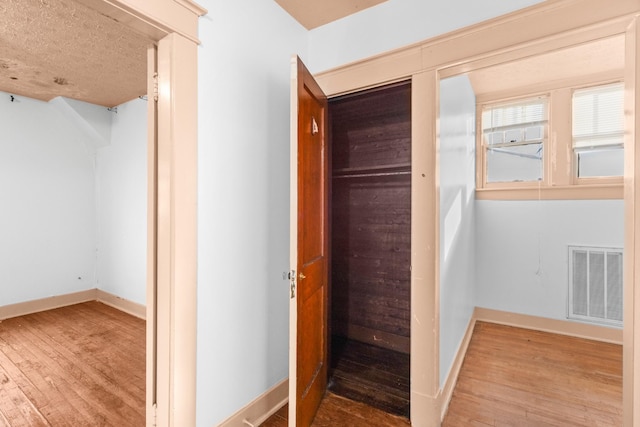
<box><xmin>572</xmin><ymin>82</ymin><xmax>624</xmax><ymax>178</ymax></box>
<box><xmin>482</xmin><ymin>96</ymin><xmax>547</xmax><ymax>183</ymax></box>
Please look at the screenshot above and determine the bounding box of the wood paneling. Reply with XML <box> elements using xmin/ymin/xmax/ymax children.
<box><xmin>0</xmin><ymin>301</ymin><xmax>145</xmax><ymax>426</ymax></box>
<box><xmin>442</xmin><ymin>321</ymin><xmax>622</xmax><ymax>426</ymax></box>
<box><xmin>330</xmin><ymin>81</ymin><xmax>411</xmax><ymax>353</ymax></box>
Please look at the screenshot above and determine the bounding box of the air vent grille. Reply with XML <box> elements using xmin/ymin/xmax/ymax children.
<box><xmin>569</xmin><ymin>246</ymin><xmax>623</xmax><ymax>327</ymax></box>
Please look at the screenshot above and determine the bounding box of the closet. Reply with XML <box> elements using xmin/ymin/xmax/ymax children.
<box><xmin>327</xmin><ymin>81</ymin><xmax>411</xmax><ymax>417</ymax></box>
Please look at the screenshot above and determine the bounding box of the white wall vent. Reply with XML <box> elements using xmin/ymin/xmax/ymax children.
<box><xmin>569</xmin><ymin>246</ymin><xmax>623</xmax><ymax>327</ymax></box>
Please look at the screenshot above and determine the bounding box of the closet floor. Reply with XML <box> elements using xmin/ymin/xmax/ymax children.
<box><xmin>328</xmin><ymin>336</ymin><xmax>410</xmax><ymax>418</ymax></box>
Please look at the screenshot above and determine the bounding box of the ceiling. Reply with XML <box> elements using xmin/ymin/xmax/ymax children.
<box><xmin>1</xmin><ymin>1</ymin><xmax>624</xmax><ymax>108</ymax></box>
<box><xmin>0</xmin><ymin>0</ymin><xmax>151</xmax><ymax>108</ymax></box>
<box><xmin>275</xmin><ymin>0</ymin><xmax>388</xmax><ymax>30</ymax></box>
<box><xmin>468</xmin><ymin>35</ymin><xmax>625</xmax><ymax>96</ymax></box>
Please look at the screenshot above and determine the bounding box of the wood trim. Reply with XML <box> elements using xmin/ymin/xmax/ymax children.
<box><xmin>474</xmin><ymin>307</ymin><xmax>623</xmax><ymax>345</ymax></box>
<box><xmin>0</xmin><ymin>289</ymin><xmax>145</xmax><ymax>321</ymax></box>
<box><xmin>0</xmin><ymin>289</ymin><xmax>97</xmax><ymax>320</ymax></box>
<box><xmin>146</xmin><ymin>44</ymin><xmax>159</xmax><ymax>425</ymax></box>
<box><xmin>287</xmin><ymin>55</ymin><xmax>300</xmax><ymax>426</ymax></box>
<box><xmin>550</xmin><ymin>88</ymin><xmax>573</xmax><ymax>187</ymax></box>
<box><xmin>439</xmin><ymin>316</ymin><xmax>475</xmax><ymax>423</ymax></box>
<box><xmin>475</xmin><ymin>184</ymin><xmax>624</xmax><ymax>200</ymax></box>
<box><xmin>410</xmin><ymin>70</ymin><xmax>440</xmax><ymax>425</ymax></box>
<box><xmin>315</xmin><ymin>0</ymin><xmax>638</xmax><ymax>97</ymax></box>
<box><xmin>155</xmin><ymin>32</ymin><xmax>199</xmax><ymax>427</ymax></box>
<box><xmin>218</xmin><ymin>379</ymin><xmax>289</xmax><ymax>427</ymax></box>
<box><xmin>624</xmin><ymin>18</ymin><xmax>640</xmax><ymax>427</ymax></box>
<box><xmin>96</xmin><ymin>289</ymin><xmax>146</xmax><ymax>320</ymax></box>
<box><xmin>75</xmin><ymin>0</ymin><xmax>207</xmax><ymax>44</ymax></box>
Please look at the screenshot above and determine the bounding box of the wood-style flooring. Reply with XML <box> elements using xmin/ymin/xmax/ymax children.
<box><xmin>443</xmin><ymin>321</ymin><xmax>622</xmax><ymax>426</ymax></box>
<box><xmin>263</xmin><ymin>321</ymin><xmax>622</xmax><ymax>426</ymax></box>
<box><xmin>260</xmin><ymin>393</ymin><xmax>411</xmax><ymax>427</ymax></box>
<box><xmin>328</xmin><ymin>336</ymin><xmax>409</xmax><ymax>417</ymax></box>
<box><xmin>0</xmin><ymin>301</ymin><xmax>145</xmax><ymax>426</ymax></box>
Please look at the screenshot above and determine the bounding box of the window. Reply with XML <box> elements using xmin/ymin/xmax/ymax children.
<box><xmin>481</xmin><ymin>96</ymin><xmax>547</xmax><ymax>184</ymax></box>
<box><xmin>572</xmin><ymin>83</ymin><xmax>624</xmax><ymax>179</ymax></box>
<box><xmin>476</xmin><ymin>80</ymin><xmax>624</xmax><ymax>200</ymax></box>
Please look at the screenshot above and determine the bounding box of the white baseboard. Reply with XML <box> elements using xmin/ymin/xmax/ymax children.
<box><xmin>0</xmin><ymin>289</ymin><xmax>97</xmax><ymax>320</ymax></box>
<box><xmin>96</xmin><ymin>289</ymin><xmax>146</xmax><ymax>319</ymax></box>
<box><xmin>218</xmin><ymin>378</ymin><xmax>288</xmax><ymax>427</ymax></box>
<box><xmin>439</xmin><ymin>315</ymin><xmax>476</xmax><ymax>422</ymax></box>
<box><xmin>474</xmin><ymin>307</ymin><xmax>623</xmax><ymax>345</ymax></box>
<box><xmin>0</xmin><ymin>288</ymin><xmax>146</xmax><ymax>320</ymax></box>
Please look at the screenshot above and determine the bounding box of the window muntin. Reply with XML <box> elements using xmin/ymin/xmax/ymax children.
<box><xmin>572</xmin><ymin>82</ymin><xmax>624</xmax><ymax>178</ymax></box>
<box><xmin>481</xmin><ymin>97</ymin><xmax>547</xmax><ymax>184</ymax></box>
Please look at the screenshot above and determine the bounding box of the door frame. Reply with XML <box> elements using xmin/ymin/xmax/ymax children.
<box><xmin>81</xmin><ymin>1</ymin><xmax>205</xmax><ymax>426</ymax></box>
<box><xmin>315</xmin><ymin>1</ymin><xmax>640</xmax><ymax>425</ymax></box>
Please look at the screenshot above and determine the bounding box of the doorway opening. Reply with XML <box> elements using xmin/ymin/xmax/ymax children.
<box><xmin>327</xmin><ymin>81</ymin><xmax>412</xmax><ymax>418</ymax></box>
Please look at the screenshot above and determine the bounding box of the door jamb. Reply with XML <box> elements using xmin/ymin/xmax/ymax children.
<box><xmin>88</xmin><ymin>1</ymin><xmax>205</xmax><ymax>426</ymax></box>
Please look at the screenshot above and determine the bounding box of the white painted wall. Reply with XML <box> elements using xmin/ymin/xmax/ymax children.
<box><xmin>96</xmin><ymin>98</ymin><xmax>147</xmax><ymax>305</ymax></box>
<box><xmin>195</xmin><ymin>1</ymin><xmax>307</xmax><ymax>425</ymax></box>
<box><xmin>0</xmin><ymin>92</ymin><xmax>97</xmax><ymax>305</ymax></box>
<box><xmin>307</xmin><ymin>0</ymin><xmax>544</xmax><ymax>72</ymax></box>
<box><xmin>439</xmin><ymin>75</ymin><xmax>476</xmax><ymax>387</ymax></box>
<box><xmin>476</xmin><ymin>200</ymin><xmax>624</xmax><ymax>321</ymax></box>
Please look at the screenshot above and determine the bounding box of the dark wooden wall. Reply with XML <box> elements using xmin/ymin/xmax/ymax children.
<box><xmin>329</xmin><ymin>81</ymin><xmax>411</xmax><ymax>354</ymax></box>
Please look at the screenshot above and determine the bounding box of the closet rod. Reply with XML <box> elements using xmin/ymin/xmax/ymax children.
<box><xmin>333</xmin><ymin>170</ymin><xmax>411</xmax><ymax>179</ymax></box>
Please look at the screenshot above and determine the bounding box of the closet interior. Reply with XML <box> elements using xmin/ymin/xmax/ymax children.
<box><xmin>327</xmin><ymin>81</ymin><xmax>412</xmax><ymax>417</ymax></box>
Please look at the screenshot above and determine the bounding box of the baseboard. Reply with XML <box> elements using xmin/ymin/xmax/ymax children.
<box><xmin>474</xmin><ymin>307</ymin><xmax>623</xmax><ymax>345</ymax></box>
<box><xmin>96</xmin><ymin>289</ymin><xmax>146</xmax><ymax>320</ymax></box>
<box><xmin>0</xmin><ymin>289</ymin><xmax>98</xmax><ymax>320</ymax></box>
<box><xmin>439</xmin><ymin>315</ymin><xmax>476</xmax><ymax>422</ymax></box>
<box><xmin>0</xmin><ymin>288</ymin><xmax>147</xmax><ymax>321</ymax></box>
<box><xmin>218</xmin><ymin>378</ymin><xmax>288</xmax><ymax>427</ymax></box>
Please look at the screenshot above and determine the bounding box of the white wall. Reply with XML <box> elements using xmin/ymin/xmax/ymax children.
<box><xmin>196</xmin><ymin>1</ymin><xmax>307</xmax><ymax>425</ymax></box>
<box><xmin>307</xmin><ymin>0</ymin><xmax>544</xmax><ymax>72</ymax></box>
<box><xmin>439</xmin><ymin>75</ymin><xmax>476</xmax><ymax>387</ymax></box>
<box><xmin>96</xmin><ymin>98</ymin><xmax>147</xmax><ymax>305</ymax></box>
<box><xmin>476</xmin><ymin>200</ymin><xmax>624</xmax><ymax>321</ymax></box>
<box><xmin>191</xmin><ymin>1</ymin><xmax>592</xmax><ymax>423</ymax></box>
<box><xmin>0</xmin><ymin>92</ymin><xmax>97</xmax><ymax>305</ymax></box>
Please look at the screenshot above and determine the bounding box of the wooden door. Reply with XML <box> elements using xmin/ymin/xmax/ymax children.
<box><xmin>289</xmin><ymin>56</ymin><xmax>329</xmax><ymax>427</ymax></box>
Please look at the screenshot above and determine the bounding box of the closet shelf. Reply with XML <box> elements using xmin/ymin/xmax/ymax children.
<box><xmin>333</xmin><ymin>163</ymin><xmax>411</xmax><ymax>179</ymax></box>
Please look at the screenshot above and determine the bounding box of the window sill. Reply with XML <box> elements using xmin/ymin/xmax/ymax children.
<box><xmin>475</xmin><ymin>184</ymin><xmax>623</xmax><ymax>200</ymax></box>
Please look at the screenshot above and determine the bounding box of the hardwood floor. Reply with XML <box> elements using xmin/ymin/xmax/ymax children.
<box><xmin>443</xmin><ymin>321</ymin><xmax>622</xmax><ymax>426</ymax></box>
<box><xmin>0</xmin><ymin>301</ymin><xmax>145</xmax><ymax>426</ymax></box>
<box><xmin>260</xmin><ymin>393</ymin><xmax>410</xmax><ymax>427</ymax></box>
<box><xmin>263</xmin><ymin>321</ymin><xmax>622</xmax><ymax>426</ymax></box>
<box><xmin>328</xmin><ymin>336</ymin><xmax>409</xmax><ymax>417</ymax></box>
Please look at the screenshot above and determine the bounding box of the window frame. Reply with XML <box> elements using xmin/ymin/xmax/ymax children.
<box><xmin>479</xmin><ymin>93</ymin><xmax>550</xmax><ymax>189</ymax></box>
<box><xmin>476</xmin><ymin>78</ymin><xmax>624</xmax><ymax>200</ymax></box>
<box><xmin>572</xmin><ymin>81</ymin><xmax>625</xmax><ymax>184</ymax></box>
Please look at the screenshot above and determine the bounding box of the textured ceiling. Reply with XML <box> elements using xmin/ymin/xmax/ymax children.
<box><xmin>469</xmin><ymin>36</ymin><xmax>625</xmax><ymax>96</ymax></box>
<box><xmin>0</xmin><ymin>0</ymin><xmax>151</xmax><ymax>107</ymax></box>
<box><xmin>275</xmin><ymin>0</ymin><xmax>388</xmax><ymax>29</ymax></box>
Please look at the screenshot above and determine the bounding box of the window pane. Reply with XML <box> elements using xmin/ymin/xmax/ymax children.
<box><xmin>486</xmin><ymin>143</ymin><xmax>543</xmax><ymax>183</ymax></box>
<box><xmin>482</xmin><ymin>96</ymin><xmax>547</xmax><ymax>184</ymax></box>
<box><xmin>573</xmin><ymin>83</ymin><xmax>624</xmax><ymax>139</ymax></box>
<box><xmin>577</xmin><ymin>147</ymin><xmax>624</xmax><ymax>178</ymax></box>
<box><xmin>573</xmin><ymin>82</ymin><xmax>624</xmax><ymax>178</ymax></box>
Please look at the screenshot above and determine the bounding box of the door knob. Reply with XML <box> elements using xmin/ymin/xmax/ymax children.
<box><xmin>299</xmin><ymin>272</ymin><xmax>307</xmax><ymax>280</ymax></box>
